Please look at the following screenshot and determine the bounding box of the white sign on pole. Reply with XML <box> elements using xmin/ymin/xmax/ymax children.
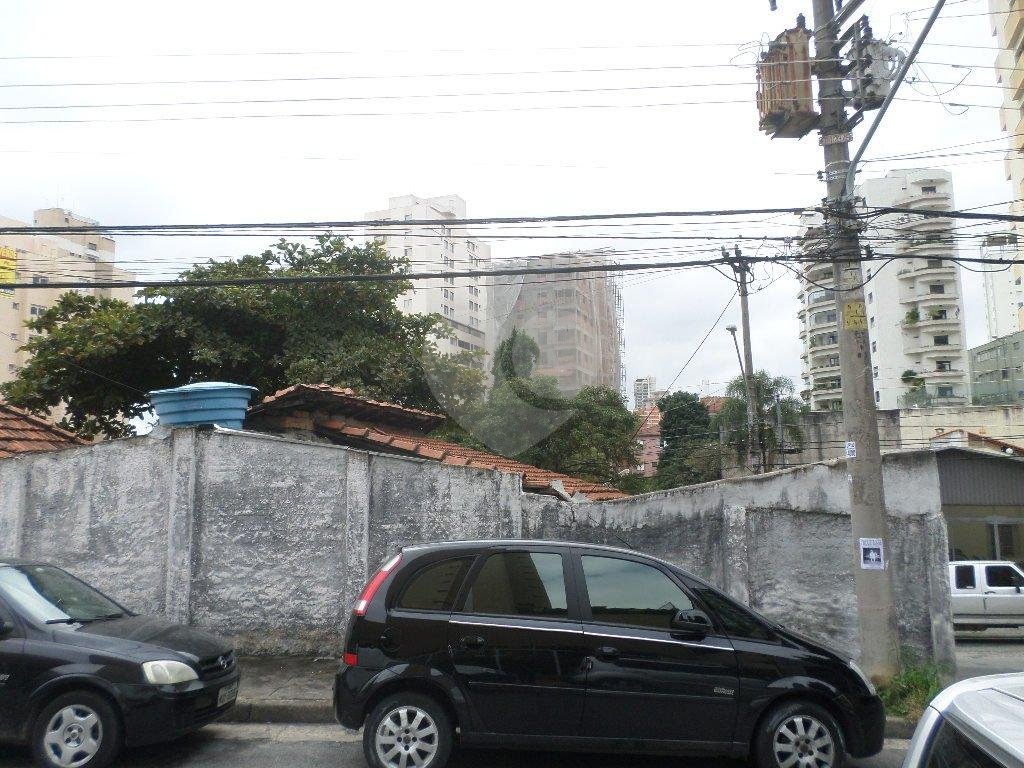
<box><xmin>859</xmin><ymin>538</ymin><xmax>885</xmax><ymax>570</ymax></box>
<box><xmin>844</xmin><ymin>441</ymin><xmax>857</xmax><ymax>459</ymax></box>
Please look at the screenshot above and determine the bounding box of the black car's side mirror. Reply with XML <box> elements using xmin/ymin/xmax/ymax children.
<box><xmin>0</xmin><ymin>619</ymin><xmax>12</xmax><ymax>637</ymax></box>
<box><xmin>671</xmin><ymin>609</ymin><xmax>713</xmax><ymax>638</ymax></box>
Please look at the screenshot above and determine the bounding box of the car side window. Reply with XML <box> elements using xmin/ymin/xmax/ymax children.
<box><xmin>925</xmin><ymin>720</ymin><xmax>1002</xmax><ymax>767</ymax></box>
<box><xmin>581</xmin><ymin>555</ymin><xmax>694</xmax><ymax>631</ymax></box>
<box><xmin>954</xmin><ymin>565</ymin><xmax>976</xmax><ymax>590</ymax></box>
<box><xmin>463</xmin><ymin>552</ymin><xmax>568</xmax><ymax>619</ymax></box>
<box><xmin>396</xmin><ymin>557</ymin><xmax>473</xmax><ymax>612</ymax></box>
<box><xmin>690</xmin><ymin>584</ymin><xmax>775</xmax><ymax>641</ymax></box>
<box><xmin>985</xmin><ymin>565</ymin><xmax>1023</xmax><ymax>588</ymax></box>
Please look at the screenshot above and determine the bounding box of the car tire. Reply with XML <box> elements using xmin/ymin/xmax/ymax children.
<box><xmin>753</xmin><ymin>699</ymin><xmax>846</xmax><ymax>768</ymax></box>
<box><xmin>31</xmin><ymin>690</ymin><xmax>121</xmax><ymax>768</ymax></box>
<box><xmin>363</xmin><ymin>692</ymin><xmax>452</xmax><ymax>768</ymax></box>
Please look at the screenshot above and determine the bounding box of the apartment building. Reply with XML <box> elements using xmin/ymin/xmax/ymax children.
<box><xmin>970</xmin><ymin>329</ymin><xmax>1024</xmax><ymax>406</ymax></box>
<box><xmin>798</xmin><ymin>169</ymin><xmax>969</xmax><ymax>410</ymax></box>
<box><xmin>491</xmin><ymin>252</ymin><xmax>623</xmax><ymax>396</ymax></box>
<box><xmin>989</xmin><ymin>0</ymin><xmax>1024</xmax><ymax>331</ymax></box>
<box><xmin>633</xmin><ymin>375</ymin><xmax>664</xmax><ymax>409</ymax></box>
<box><xmin>1</xmin><ymin>208</ymin><xmax>134</xmax><ymax>385</ymax></box>
<box><xmin>366</xmin><ymin>195</ymin><xmax>492</xmax><ymax>366</ymax></box>
<box><xmin>982</xmin><ymin>233</ymin><xmax>1024</xmax><ymax>338</ymax></box>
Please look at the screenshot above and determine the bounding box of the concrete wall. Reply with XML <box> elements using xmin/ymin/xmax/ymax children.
<box><xmin>523</xmin><ymin>453</ymin><xmax>955</xmax><ymax>667</ymax></box>
<box><xmin>0</xmin><ymin>426</ymin><xmax>954</xmax><ymax>667</ymax></box>
<box><xmin>788</xmin><ymin>409</ymin><xmax>903</xmax><ymax>466</ymax></box>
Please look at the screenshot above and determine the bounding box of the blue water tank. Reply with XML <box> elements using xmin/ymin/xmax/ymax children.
<box><xmin>148</xmin><ymin>382</ymin><xmax>258</xmax><ymax>430</ymax></box>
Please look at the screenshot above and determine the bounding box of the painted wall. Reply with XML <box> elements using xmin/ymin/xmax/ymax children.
<box><xmin>0</xmin><ymin>426</ymin><xmax>954</xmax><ymax>667</ymax></box>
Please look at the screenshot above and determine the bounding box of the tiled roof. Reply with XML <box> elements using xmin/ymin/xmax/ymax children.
<box><xmin>321</xmin><ymin>424</ymin><xmax>628</xmax><ymax>501</ymax></box>
<box><xmin>249</xmin><ymin>384</ymin><xmax>628</xmax><ymax>501</ymax></box>
<box><xmin>0</xmin><ymin>403</ymin><xmax>84</xmax><ymax>459</ymax></box>
<box><xmin>251</xmin><ymin>384</ymin><xmax>445</xmax><ymax>431</ymax></box>
<box><xmin>700</xmin><ymin>396</ymin><xmax>728</xmax><ymax>414</ymax></box>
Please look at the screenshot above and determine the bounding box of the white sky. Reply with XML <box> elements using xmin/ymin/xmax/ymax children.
<box><xmin>0</xmin><ymin>0</ymin><xmax>1007</xmax><ymax>405</ymax></box>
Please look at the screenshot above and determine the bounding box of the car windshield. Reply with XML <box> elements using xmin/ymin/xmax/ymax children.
<box><xmin>0</xmin><ymin>565</ymin><xmax>123</xmax><ymax>624</ymax></box>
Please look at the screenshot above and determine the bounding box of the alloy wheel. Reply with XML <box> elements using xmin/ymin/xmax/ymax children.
<box><xmin>42</xmin><ymin>705</ymin><xmax>103</xmax><ymax>768</ymax></box>
<box><xmin>374</xmin><ymin>705</ymin><xmax>440</xmax><ymax>768</ymax></box>
<box><xmin>772</xmin><ymin>714</ymin><xmax>835</xmax><ymax>768</ymax></box>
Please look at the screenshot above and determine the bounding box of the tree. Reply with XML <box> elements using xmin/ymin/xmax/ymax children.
<box><xmin>1</xmin><ymin>236</ymin><xmax>485</xmax><ymax>438</ymax></box>
<box><xmin>716</xmin><ymin>371</ymin><xmax>805</xmax><ymax>473</ymax></box>
<box><xmin>652</xmin><ymin>391</ymin><xmax>723</xmax><ymax>490</ymax></box>
<box><xmin>491</xmin><ymin>327</ymin><xmax>540</xmax><ymax>385</ymax></box>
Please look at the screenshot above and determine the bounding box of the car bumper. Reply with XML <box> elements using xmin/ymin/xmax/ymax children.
<box><xmin>334</xmin><ymin>664</ymin><xmax>384</xmax><ymax>729</ymax></box>
<box><xmin>845</xmin><ymin>694</ymin><xmax>886</xmax><ymax>758</ymax></box>
<box><xmin>117</xmin><ymin>669</ymin><xmax>241</xmax><ymax>748</ymax></box>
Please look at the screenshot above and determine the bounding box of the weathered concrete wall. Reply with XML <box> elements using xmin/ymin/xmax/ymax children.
<box><xmin>788</xmin><ymin>409</ymin><xmax>903</xmax><ymax>466</ymax></box>
<box><xmin>0</xmin><ymin>426</ymin><xmax>954</xmax><ymax>667</ymax></box>
<box><xmin>523</xmin><ymin>452</ymin><xmax>956</xmax><ymax>668</ymax></box>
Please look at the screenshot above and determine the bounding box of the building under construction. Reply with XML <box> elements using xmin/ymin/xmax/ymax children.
<box><xmin>491</xmin><ymin>251</ymin><xmax>624</xmax><ymax>397</ymax></box>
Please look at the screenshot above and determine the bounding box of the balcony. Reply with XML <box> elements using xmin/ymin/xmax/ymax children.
<box><xmin>899</xmin><ymin>388</ymin><xmax>968</xmax><ymax>408</ymax></box>
<box><xmin>1004</xmin><ymin>3</ymin><xmax>1024</xmax><ymax>52</ymax></box>
<box><xmin>906</xmin><ymin>341</ymin><xmax>964</xmax><ymax>357</ymax></box>
<box><xmin>917</xmin><ymin>368</ymin><xmax>966</xmax><ymax>381</ymax></box>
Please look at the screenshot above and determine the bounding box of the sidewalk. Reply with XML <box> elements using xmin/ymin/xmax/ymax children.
<box><xmin>223</xmin><ymin>656</ymin><xmax>918</xmax><ymax>738</ymax></box>
<box><xmin>224</xmin><ymin>657</ymin><xmax>337</xmax><ymax>724</ymax></box>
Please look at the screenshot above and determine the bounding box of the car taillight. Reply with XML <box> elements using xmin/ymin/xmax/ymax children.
<box><xmin>342</xmin><ymin>652</ymin><xmax>358</xmax><ymax>667</ymax></box>
<box><xmin>354</xmin><ymin>553</ymin><xmax>402</xmax><ymax>616</ymax></box>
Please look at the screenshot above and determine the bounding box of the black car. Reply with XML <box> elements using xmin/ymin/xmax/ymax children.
<box><xmin>335</xmin><ymin>540</ymin><xmax>885</xmax><ymax>768</ymax></box>
<box><xmin>0</xmin><ymin>559</ymin><xmax>240</xmax><ymax>768</ymax></box>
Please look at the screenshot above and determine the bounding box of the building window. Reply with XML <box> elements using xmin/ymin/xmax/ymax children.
<box><xmin>875</xmin><ymin>391</ymin><xmax>880</xmax><ymax>402</ymax></box>
<box><xmin>927</xmin><ymin>259</ymin><xmax>943</xmax><ymax>268</ymax></box>
<box><xmin>444</xmin><ymin>276</ymin><xmax>454</xmax><ymax>285</ymax></box>
<box><xmin>937</xmin><ymin>360</ymin><xmax>952</xmax><ymax>372</ymax></box>
<box><xmin>404</xmin><ymin>247</ymin><xmax>412</xmax><ymax>259</ymax></box>
<box><xmin>871</xmin><ymin>340</ymin><xmax>877</xmax><ymax>353</ymax></box>
<box><xmin>872</xmin><ymin>366</ymin><xmax>878</xmax><ymax>377</ymax></box>
<box><xmin>937</xmin><ymin>385</ymin><xmax>954</xmax><ymax>398</ymax></box>
<box><xmin>11</xmin><ymin>302</ymin><xmax>19</xmax><ymax>309</ymax></box>
<box><xmin>29</xmin><ymin>304</ymin><xmax>45</xmax><ymax>317</ymax></box>
<box><xmin>934</xmin><ymin>335</ymin><xmax>949</xmax><ymax>346</ymax></box>
<box><xmin>928</xmin><ymin>283</ymin><xmax>945</xmax><ymax>294</ymax></box>
<box><xmin>869</xmin><ymin>316</ymin><xmax>875</xmax><ymax>327</ymax></box>
<box><xmin>921</xmin><ymin>185</ymin><xmax>937</xmax><ymax>193</ymax></box>
<box><xmin>31</xmin><ymin>275</ymin><xmax>49</xmax><ymax>285</ymax></box>
<box><xmin>932</xmin><ymin>309</ymin><xmax>948</xmax><ymax>320</ymax></box>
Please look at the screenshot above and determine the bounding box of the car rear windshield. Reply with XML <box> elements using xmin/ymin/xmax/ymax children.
<box><xmin>0</xmin><ymin>565</ymin><xmax>123</xmax><ymax>624</ymax></box>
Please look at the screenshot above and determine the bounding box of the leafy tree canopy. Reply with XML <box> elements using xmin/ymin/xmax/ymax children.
<box><xmin>1</xmin><ymin>236</ymin><xmax>485</xmax><ymax>438</ymax></box>
<box><xmin>652</xmin><ymin>391</ymin><xmax>722</xmax><ymax>490</ymax></box>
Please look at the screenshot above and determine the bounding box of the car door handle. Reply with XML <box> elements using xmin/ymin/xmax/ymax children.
<box><xmin>459</xmin><ymin>635</ymin><xmax>486</xmax><ymax>650</ymax></box>
<box><xmin>984</xmin><ymin>591</ymin><xmax>997</xmax><ymax>594</ymax></box>
<box><xmin>595</xmin><ymin>645</ymin><xmax>620</xmax><ymax>660</ymax></box>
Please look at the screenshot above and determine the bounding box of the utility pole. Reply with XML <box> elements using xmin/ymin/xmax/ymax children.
<box><xmin>726</xmin><ymin>248</ymin><xmax>760</xmax><ymax>474</ymax></box>
<box><xmin>810</xmin><ymin>0</ymin><xmax>900</xmax><ymax>683</ymax></box>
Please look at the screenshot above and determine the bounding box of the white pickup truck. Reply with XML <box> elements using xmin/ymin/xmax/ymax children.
<box><xmin>950</xmin><ymin>560</ymin><xmax>1024</xmax><ymax>630</ymax></box>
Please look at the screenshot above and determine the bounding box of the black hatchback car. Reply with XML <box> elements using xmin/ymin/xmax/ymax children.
<box><xmin>335</xmin><ymin>540</ymin><xmax>885</xmax><ymax>768</ymax></box>
<box><xmin>0</xmin><ymin>559</ymin><xmax>240</xmax><ymax>768</ymax></box>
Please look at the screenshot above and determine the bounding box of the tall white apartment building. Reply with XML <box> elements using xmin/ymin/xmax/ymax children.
<box><xmin>798</xmin><ymin>169</ymin><xmax>969</xmax><ymax>411</ymax></box>
<box><xmin>366</xmin><ymin>195</ymin><xmax>492</xmax><ymax>367</ymax></box>
<box><xmin>633</xmin><ymin>376</ymin><xmax>657</xmax><ymax>409</ymax></box>
<box><xmin>988</xmin><ymin>0</ymin><xmax>1024</xmax><ymax>332</ymax></box>
<box><xmin>982</xmin><ymin>233</ymin><xmax>1024</xmax><ymax>339</ymax></box>
<box><xmin>1</xmin><ymin>208</ymin><xmax>135</xmax><ymax>385</ymax></box>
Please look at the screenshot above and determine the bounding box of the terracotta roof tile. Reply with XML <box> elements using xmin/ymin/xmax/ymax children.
<box><xmin>0</xmin><ymin>403</ymin><xmax>84</xmax><ymax>460</ymax></box>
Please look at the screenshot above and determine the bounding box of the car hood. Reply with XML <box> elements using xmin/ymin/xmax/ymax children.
<box><xmin>55</xmin><ymin>615</ymin><xmax>231</xmax><ymax>661</ymax></box>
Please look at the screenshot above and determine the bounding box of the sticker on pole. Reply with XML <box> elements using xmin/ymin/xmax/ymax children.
<box><xmin>843</xmin><ymin>301</ymin><xmax>868</xmax><ymax>330</ymax></box>
<box><xmin>859</xmin><ymin>538</ymin><xmax>885</xmax><ymax>570</ymax></box>
<box><xmin>844</xmin><ymin>440</ymin><xmax>857</xmax><ymax>458</ymax></box>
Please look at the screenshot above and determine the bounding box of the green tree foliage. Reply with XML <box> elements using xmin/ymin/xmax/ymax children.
<box><xmin>716</xmin><ymin>371</ymin><xmax>805</xmax><ymax>472</ymax></box>
<box><xmin>1</xmin><ymin>236</ymin><xmax>485</xmax><ymax>438</ymax></box>
<box><xmin>491</xmin><ymin>327</ymin><xmax>540</xmax><ymax>385</ymax></box>
<box><xmin>652</xmin><ymin>391</ymin><xmax>724</xmax><ymax>490</ymax></box>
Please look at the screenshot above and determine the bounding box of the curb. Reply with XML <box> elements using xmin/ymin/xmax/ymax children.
<box><xmin>224</xmin><ymin>700</ymin><xmax>920</xmax><ymax>739</ymax></box>
<box><xmin>885</xmin><ymin>716</ymin><xmax>917</xmax><ymax>740</ymax></box>
<box><xmin>222</xmin><ymin>701</ymin><xmax>336</xmax><ymax>725</ymax></box>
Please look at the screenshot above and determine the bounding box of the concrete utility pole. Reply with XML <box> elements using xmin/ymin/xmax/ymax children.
<box><xmin>810</xmin><ymin>0</ymin><xmax>900</xmax><ymax>682</ymax></box>
<box><xmin>726</xmin><ymin>249</ymin><xmax>760</xmax><ymax>474</ymax></box>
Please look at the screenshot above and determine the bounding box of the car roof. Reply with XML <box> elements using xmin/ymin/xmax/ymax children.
<box><xmin>0</xmin><ymin>557</ymin><xmax>48</xmax><ymax>568</ymax></box>
<box><xmin>949</xmin><ymin>560</ymin><xmax>1022</xmax><ymax>566</ymax></box>
<box><xmin>929</xmin><ymin>674</ymin><xmax>1024</xmax><ymax>764</ymax></box>
<box><xmin>400</xmin><ymin>539</ymin><xmax>689</xmax><ymax>574</ymax></box>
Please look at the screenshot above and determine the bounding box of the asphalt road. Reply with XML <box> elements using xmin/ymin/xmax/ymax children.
<box><xmin>0</xmin><ymin>725</ymin><xmax>910</xmax><ymax>768</ymax></box>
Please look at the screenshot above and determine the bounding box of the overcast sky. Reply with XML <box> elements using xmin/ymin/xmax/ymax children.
<box><xmin>0</xmin><ymin>0</ymin><xmax>1006</xmax><ymax>405</ymax></box>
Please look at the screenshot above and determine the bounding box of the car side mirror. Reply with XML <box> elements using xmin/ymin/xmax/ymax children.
<box><xmin>671</xmin><ymin>609</ymin><xmax>712</xmax><ymax>638</ymax></box>
<box><xmin>0</xmin><ymin>619</ymin><xmax>12</xmax><ymax>637</ymax></box>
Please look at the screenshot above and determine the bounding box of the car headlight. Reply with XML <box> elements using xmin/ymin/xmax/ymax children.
<box><xmin>142</xmin><ymin>660</ymin><xmax>198</xmax><ymax>685</ymax></box>
<box><xmin>848</xmin><ymin>659</ymin><xmax>877</xmax><ymax>695</ymax></box>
